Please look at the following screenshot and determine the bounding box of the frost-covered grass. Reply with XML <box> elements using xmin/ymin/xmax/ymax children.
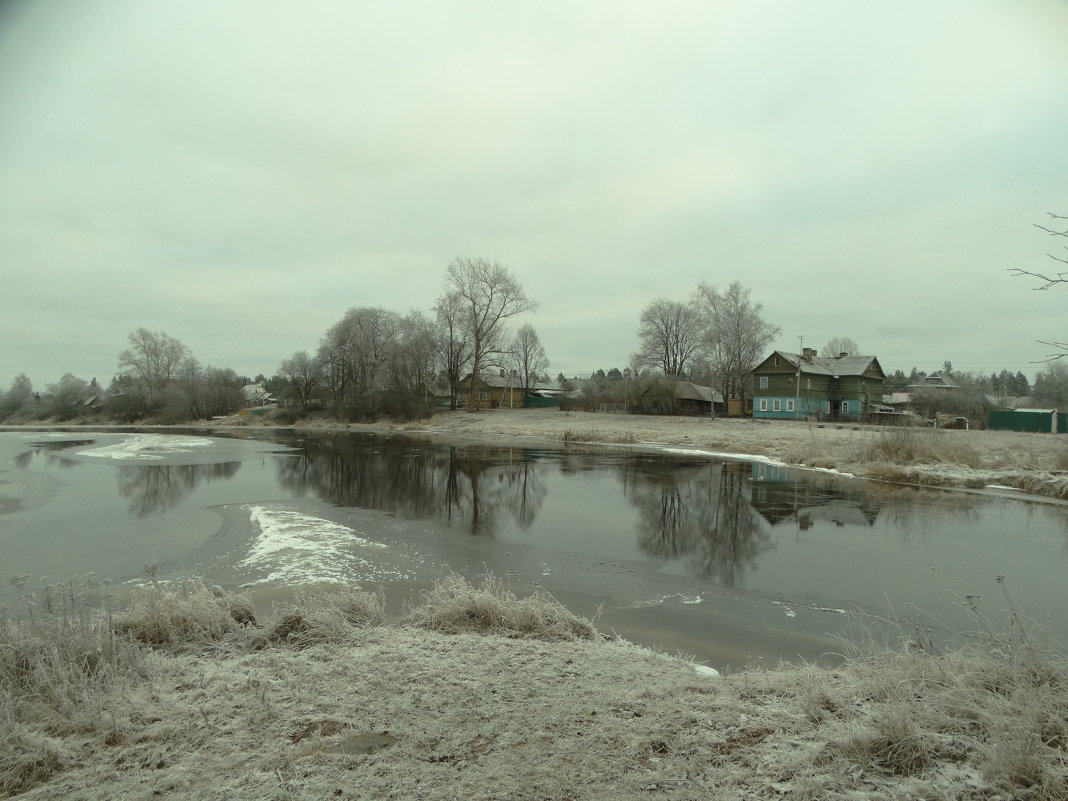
<box><xmin>2</xmin><ymin>575</ymin><xmax>1067</xmax><ymax>799</ymax></box>
<box><xmin>405</xmin><ymin>572</ymin><xmax>597</xmax><ymax>641</ymax></box>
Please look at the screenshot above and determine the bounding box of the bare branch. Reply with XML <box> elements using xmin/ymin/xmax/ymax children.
<box><xmin>1034</xmin><ymin>339</ymin><xmax>1068</xmax><ymax>362</ymax></box>
<box><xmin>1008</xmin><ymin>267</ymin><xmax>1068</xmax><ymax>290</ymax></box>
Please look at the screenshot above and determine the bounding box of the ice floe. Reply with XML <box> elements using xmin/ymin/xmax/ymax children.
<box><xmin>76</xmin><ymin>434</ymin><xmax>215</xmax><ymax>461</ymax></box>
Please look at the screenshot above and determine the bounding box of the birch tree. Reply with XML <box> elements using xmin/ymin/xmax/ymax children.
<box><xmin>443</xmin><ymin>257</ymin><xmax>537</xmax><ymax>410</ymax></box>
<box><xmin>694</xmin><ymin>281</ymin><xmax>780</xmax><ymax>401</ymax></box>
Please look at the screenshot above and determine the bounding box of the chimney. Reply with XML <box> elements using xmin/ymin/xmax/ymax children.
<box><xmin>802</xmin><ymin>347</ymin><xmax>817</xmax><ymax>361</ymax></box>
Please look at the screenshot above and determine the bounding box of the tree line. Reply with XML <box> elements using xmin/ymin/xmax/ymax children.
<box><xmin>0</xmin><ymin>257</ymin><xmax>543</xmax><ymax>423</ymax></box>
<box><xmin>2</xmin><ymin>249</ymin><xmax>1062</xmax><ymax>423</ymax></box>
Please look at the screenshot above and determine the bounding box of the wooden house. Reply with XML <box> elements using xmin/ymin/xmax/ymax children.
<box><xmin>751</xmin><ymin>348</ymin><xmax>885</xmax><ymax>421</ymax></box>
<box><xmin>457</xmin><ymin>371</ymin><xmax>524</xmax><ymax>408</ymax></box>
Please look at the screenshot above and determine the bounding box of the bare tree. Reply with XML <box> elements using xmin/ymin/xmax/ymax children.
<box><xmin>0</xmin><ymin>373</ymin><xmax>34</xmax><ymax>419</ymax></box>
<box><xmin>1033</xmin><ymin>360</ymin><xmax>1068</xmax><ymax>407</ymax></box>
<box><xmin>278</xmin><ymin>350</ymin><xmax>323</xmax><ymax>410</ymax></box>
<box><xmin>510</xmin><ymin>323</ymin><xmax>549</xmax><ymax>394</ymax></box>
<box><xmin>386</xmin><ymin>310</ymin><xmax>440</xmax><ymax>417</ymax></box>
<box><xmin>45</xmin><ymin>373</ymin><xmax>88</xmax><ymax>420</ymax></box>
<box><xmin>1010</xmin><ymin>211</ymin><xmax>1068</xmax><ymax>359</ymax></box>
<box><xmin>316</xmin><ymin>307</ymin><xmax>400</xmax><ymax>415</ymax></box>
<box><xmin>822</xmin><ymin>337</ymin><xmax>860</xmax><ymax>357</ymax></box>
<box><xmin>443</xmin><ymin>257</ymin><xmax>537</xmax><ymax>410</ymax></box>
<box><xmin>434</xmin><ymin>291</ymin><xmax>473</xmax><ymax>410</ymax></box>
<box><xmin>176</xmin><ymin>362</ymin><xmax>244</xmax><ymax>419</ymax></box>
<box><xmin>694</xmin><ymin>281</ymin><xmax>780</xmax><ymax>401</ymax></box>
<box><xmin>117</xmin><ymin>328</ymin><xmax>191</xmax><ymax>414</ymax></box>
<box><xmin>635</xmin><ymin>298</ymin><xmax>704</xmax><ymax>377</ymax></box>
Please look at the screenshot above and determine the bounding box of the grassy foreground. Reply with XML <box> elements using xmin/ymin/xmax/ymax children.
<box><xmin>3</xmin><ymin>576</ymin><xmax>1067</xmax><ymax>800</ymax></box>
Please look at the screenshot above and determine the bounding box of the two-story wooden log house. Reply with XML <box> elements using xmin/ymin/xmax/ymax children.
<box><xmin>751</xmin><ymin>348</ymin><xmax>885</xmax><ymax>421</ymax></box>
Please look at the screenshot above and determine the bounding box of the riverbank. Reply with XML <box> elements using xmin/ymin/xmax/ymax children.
<box><xmin>234</xmin><ymin>408</ymin><xmax>1068</xmax><ymax>501</ymax></box>
<box><xmin>4</xmin><ymin>575</ymin><xmax>1065</xmax><ymax>800</ymax></box>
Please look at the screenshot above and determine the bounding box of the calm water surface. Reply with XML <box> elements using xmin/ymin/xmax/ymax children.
<box><xmin>2</xmin><ymin>427</ymin><xmax>1065</xmax><ymax>667</ymax></box>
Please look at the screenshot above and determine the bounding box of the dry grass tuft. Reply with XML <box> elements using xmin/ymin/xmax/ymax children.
<box><xmin>260</xmin><ymin>586</ymin><xmax>386</xmax><ymax>649</ymax></box>
<box><xmin>405</xmin><ymin>573</ymin><xmax>596</xmax><ymax>640</ymax></box>
<box><xmin>839</xmin><ymin>712</ymin><xmax>932</xmax><ymax>776</ymax></box>
<box><xmin>561</xmin><ymin>428</ymin><xmax>637</xmax><ymax>445</ymax></box>
<box><xmin>114</xmin><ymin>578</ymin><xmax>255</xmax><ymax>648</ymax></box>
<box><xmin>0</xmin><ymin>579</ymin><xmax>145</xmax><ymax>795</ymax></box>
<box><xmin>0</xmin><ymin>727</ymin><xmax>68</xmax><ymax>797</ymax></box>
<box><xmin>862</xmin><ymin>427</ymin><xmax>984</xmax><ymax>469</ymax></box>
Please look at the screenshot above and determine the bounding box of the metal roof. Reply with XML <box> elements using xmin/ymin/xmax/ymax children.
<box><xmin>772</xmin><ymin>351</ymin><xmax>880</xmax><ymax>378</ymax></box>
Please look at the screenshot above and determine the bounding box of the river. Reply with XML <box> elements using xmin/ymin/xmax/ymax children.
<box><xmin>2</xmin><ymin>427</ymin><xmax>1065</xmax><ymax>667</ymax></box>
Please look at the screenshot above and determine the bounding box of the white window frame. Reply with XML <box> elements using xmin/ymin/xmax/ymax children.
<box><xmin>823</xmin><ymin>401</ymin><xmax>831</xmax><ymax>413</ymax></box>
<box><xmin>759</xmin><ymin>399</ymin><xmax>768</xmax><ymax>411</ymax></box>
<box><xmin>758</xmin><ymin>376</ymin><xmax>769</xmax><ymax>389</ymax></box>
<box><xmin>786</xmin><ymin>399</ymin><xmax>795</xmax><ymax>412</ymax></box>
<box><xmin>772</xmin><ymin>399</ymin><xmax>781</xmax><ymax>412</ymax></box>
<box><xmin>840</xmin><ymin>400</ymin><xmax>849</xmax><ymax>413</ymax></box>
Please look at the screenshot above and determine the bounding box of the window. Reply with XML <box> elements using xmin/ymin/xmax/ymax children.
<box><xmin>824</xmin><ymin>401</ymin><xmax>830</xmax><ymax>413</ymax></box>
<box><xmin>772</xmin><ymin>399</ymin><xmax>781</xmax><ymax>411</ymax></box>
<box><xmin>840</xmin><ymin>400</ymin><xmax>849</xmax><ymax>413</ymax></box>
<box><xmin>758</xmin><ymin>376</ymin><xmax>768</xmax><ymax>389</ymax></box>
<box><xmin>773</xmin><ymin>357</ymin><xmax>780</xmax><ymax>366</ymax></box>
<box><xmin>759</xmin><ymin>399</ymin><xmax>768</xmax><ymax>411</ymax></box>
<box><xmin>805</xmin><ymin>378</ymin><xmax>811</xmax><ymax>390</ymax></box>
<box><xmin>786</xmin><ymin>399</ymin><xmax>795</xmax><ymax>412</ymax></box>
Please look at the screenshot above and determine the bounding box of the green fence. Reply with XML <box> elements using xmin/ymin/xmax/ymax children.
<box><xmin>987</xmin><ymin>409</ymin><xmax>1067</xmax><ymax>433</ymax></box>
<box><xmin>524</xmin><ymin>395</ymin><xmax>560</xmax><ymax>409</ymax></box>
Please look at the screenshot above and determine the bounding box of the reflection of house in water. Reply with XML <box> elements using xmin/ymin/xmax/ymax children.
<box><xmin>749</xmin><ymin>462</ymin><xmax>878</xmax><ymax>529</ymax></box>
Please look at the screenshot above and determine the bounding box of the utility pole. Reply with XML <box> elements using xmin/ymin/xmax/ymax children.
<box><xmin>796</xmin><ymin>335</ymin><xmax>806</xmax><ymax>420</ymax></box>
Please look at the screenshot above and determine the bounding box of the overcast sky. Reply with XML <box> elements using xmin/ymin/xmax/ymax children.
<box><xmin>2</xmin><ymin>1</ymin><xmax>1067</xmax><ymax>391</ymax></box>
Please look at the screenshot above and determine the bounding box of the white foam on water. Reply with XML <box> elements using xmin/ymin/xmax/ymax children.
<box><xmin>241</xmin><ymin>505</ymin><xmax>401</xmax><ymax>585</ymax></box>
<box><xmin>625</xmin><ymin>592</ymin><xmax>704</xmax><ymax>608</ymax></box>
<box><xmin>76</xmin><ymin>434</ymin><xmax>215</xmax><ymax>461</ymax></box>
<box><xmin>772</xmin><ymin>599</ymin><xmax>797</xmax><ymax>618</ymax></box>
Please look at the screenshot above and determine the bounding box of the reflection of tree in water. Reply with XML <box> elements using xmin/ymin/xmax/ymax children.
<box><xmin>15</xmin><ymin>440</ymin><xmax>98</xmax><ymax>469</ymax></box>
<box><xmin>116</xmin><ymin>462</ymin><xmax>241</xmax><ymax>517</ymax></box>
<box><xmin>272</xmin><ymin>435</ymin><xmax>547</xmax><ymax>536</ymax></box>
<box><xmin>624</xmin><ymin>458</ymin><xmax>771</xmax><ymax>585</ymax></box>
